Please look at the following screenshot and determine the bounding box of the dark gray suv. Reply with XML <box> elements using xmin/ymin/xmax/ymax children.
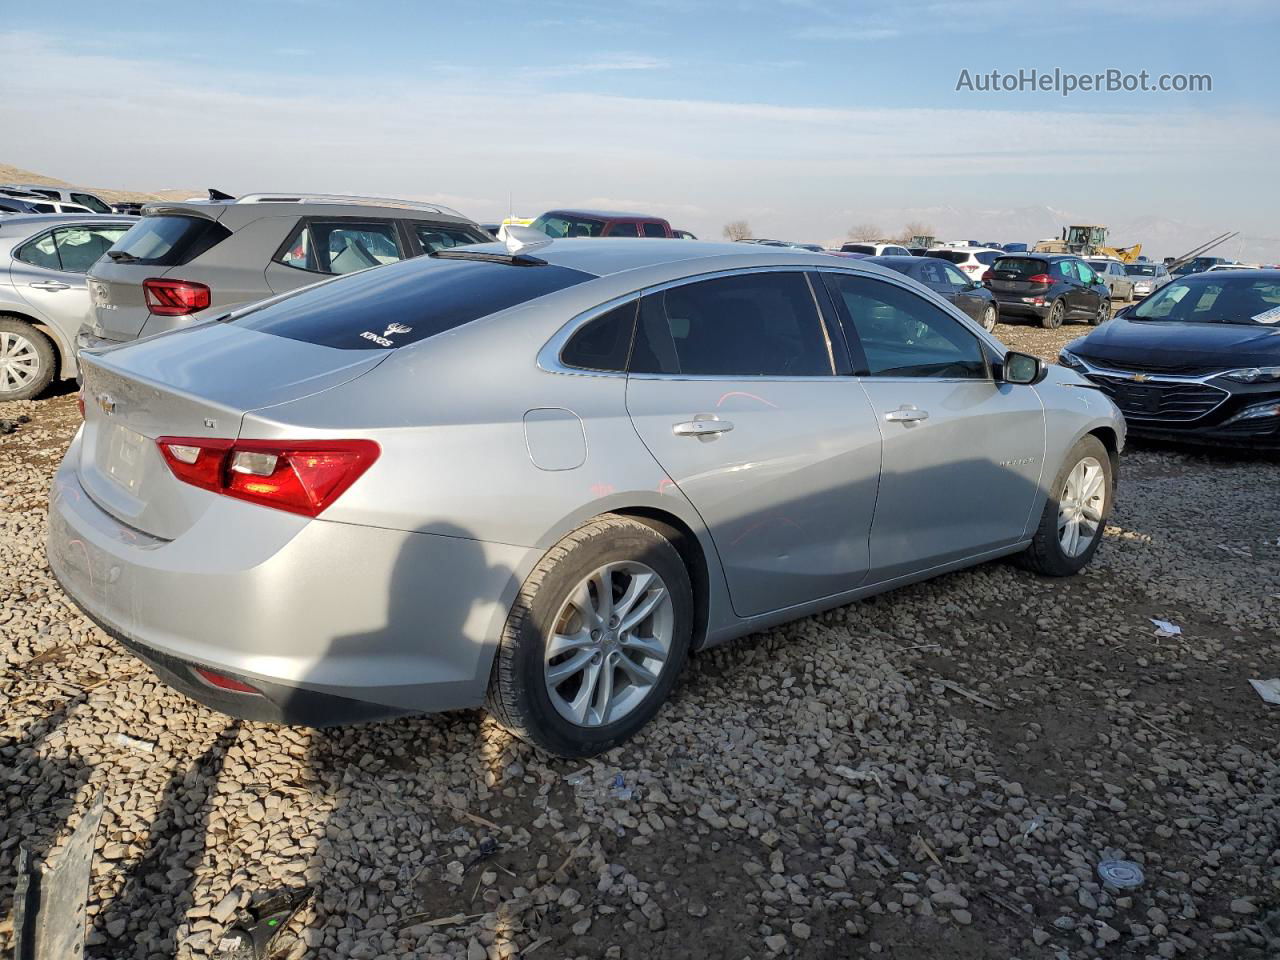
<box><xmin>985</xmin><ymin>254</ymin><xmax>1111</xmax><ymax>328</ymax></box>
<box><xmin>83</xmin><ymin>193</ymin><xmax>489</xmax><ymax>347</ymax></box>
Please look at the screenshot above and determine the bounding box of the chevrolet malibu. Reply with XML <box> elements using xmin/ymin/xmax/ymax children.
<box><xmin>48</xmin><ymin>238</ymin><xmax>1124</xmax><ymax>757</ymax></box>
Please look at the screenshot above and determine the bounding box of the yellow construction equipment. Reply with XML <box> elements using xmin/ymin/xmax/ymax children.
<box><xmin>1033</xmin><ymin>225</ymin><xmax>1142</xmax><ymax>262</ymax></box>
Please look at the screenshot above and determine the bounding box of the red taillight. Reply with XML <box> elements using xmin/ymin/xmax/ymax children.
<box><xmin>1027</xmin><ymin>273</ymin><xmax>1053</xmax><ymax>284</ymax></box>
<box><xmin>143</xmin><ymin>278</ymin><xmax>211</xmax><ymax>317</ymax></box>
<box><xmin>156</xmin><ymin>437</ymin><xmax>379</xmax><ymax>516</ymax></box>
<box><xmin>981</xmin><ymin>269</ymin><xmax>993</xmax><ymax>282</ymax></box>
<box><xmin>193</xmin><ymin>667</ymin><xmax>262</xmax><ymax>695</ymax></box>
<box><xmin>961</xmin><ymin>263</ymin><xmax>980</xmax><ymax>273</ymax></box>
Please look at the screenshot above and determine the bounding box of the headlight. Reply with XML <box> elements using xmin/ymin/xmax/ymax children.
<box><xmin>1221</xmin><ymin>366</ymin><xmax>1280</xmax><ymax>383</ymax></box>
<box><xmin>1058</xmin><ymin>349</ymin><xmax>1085</xmax><ymax>369</ymax></box>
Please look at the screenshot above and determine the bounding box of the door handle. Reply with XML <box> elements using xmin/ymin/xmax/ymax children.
<box><xmin>884</xmin><ymin>405</ymin><xmax>929</xmax><ymax>423</ymax></box>
<box><xmin>29</xmin><ymin>281</ymin><xmax>71</xmax><ymax>291</ymax></box>
<box><xmin>673</xmin><ymin>417</ymin><xmax>734</xmax><ymax>438</ymax></box>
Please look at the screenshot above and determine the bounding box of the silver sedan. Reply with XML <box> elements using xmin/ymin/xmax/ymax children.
<box><xmin>0</xmin><ymin>214</ymin><xmax>136</xmax><ymax>399</ymax></box>
<box><xmin>48</xmin><ymin>237</ymin><xmax>1124</xmax><ymax>756</ymax></box>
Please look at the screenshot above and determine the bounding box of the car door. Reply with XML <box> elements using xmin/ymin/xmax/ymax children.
<box><xmin>1073</xmin><ymin>260</ymin><xmax>1104</xmax><ymax>312</ymax></box>
<box><xmin>12</xmin><ymin>222</ymin><xmax>130</xmax><ymax>346</ymax></box>
<box><xmin>1054</xmin><ymin>259</ymin><xmax>1086</xmax><ymax>316</ymax></box>
<box><xmin>821</xmin><ymin>271</ymin><xmax>1045</xmax><ymax>580</ymax></box>
<box><xmin>938</xmin><ymin>262</ymin><xmax>986</xmax><ymax>322</ymax></box>
<box><xmin>625</xmin><ymin>269</ymin><xmax>883</xmax><ymax>618</ymax></box>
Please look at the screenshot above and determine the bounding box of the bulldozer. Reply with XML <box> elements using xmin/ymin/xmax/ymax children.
<box><xmin>1033</xmin><ymin>225</ymin><xmax>1142</xmax><ymax>262</ymax></box>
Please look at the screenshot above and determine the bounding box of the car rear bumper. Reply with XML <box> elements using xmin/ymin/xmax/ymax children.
<box><xmin>990</xmin><ymin>295</ymin><xmax>1050</xmax><ymax>319</ymax></box>
<box><xmin>46</xmin><ymin>437</ymin><xmax>531</xmax><ymax>725</ymax></box>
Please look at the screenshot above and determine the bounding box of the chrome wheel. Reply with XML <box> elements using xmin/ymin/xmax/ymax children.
<box><xmin>982</xmin><ymin>305</ymin><xmax>997</xmax><ymax>332</ymax></box>
<box><xmin>0</xmin><ymin>331</ymin><xmax>40</xmax><ymax>393</ymax></box>
<box><xmin>1058</xmin><ymin>456</ymin><xmax>1105</xmax><ymax>558</ymax></box>
<box><xmin>544</xmin><ymin>561</ymin><xmax>674</xmax><ymax>728</ymax></box>
<box><xmin>1095</xmin><ymin>300</ymin><xmax>1111</xmax><ymax>325</ymax></box>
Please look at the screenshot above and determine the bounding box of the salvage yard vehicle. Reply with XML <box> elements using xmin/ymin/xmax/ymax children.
<box><xmin>840</xmin><ymin>241</ymin><xmax>912</xmax><ymax>256</ymax></box>
<box><xmin>49</xmin><ymin>236</ymin><xmax>1124</xmax><ymax>757</ymax></box>
<box><xmin>530</xmin><ymin>209</ymin><xmax>675</xmax><ymax>238</ymax></box>
<box><xmin>1124</xmin><ymin>261</ymin><xmax>1172</xmax><ymax>299</ymax></box>
<box><xmin>81</xmin><ymin>192</ymin><xmax>490</xmax><ymax>349</ymax></box>
<box><xmin>1059</xmin><ymin>270</ymin><xmax>1280</xmax><ymax>447</ymax></box>
<box><xmin>865</xmin><ymin>254</ymin><xmax>1000</xmax><ymax>331</ymax></box>
<box><xmin>985</xmin><ymin>253</ymin><xmax>1111</xmax><ymax>328</ymax></box>
<box><xmin>0</xmin><ymin>213</ymin><xmax>137</xmax><ymax>399</ymax></box>
<box><xmin>925</xmin><ymin>245</ymin><xmax>1003</xmax><ymax>279</ymax></box>
<box><xmin>0</xmin><ymin>182</ymin><xmax>113</xmax><ymax>213</ymax></box>
<box><xmin>1085</xmin><ymin>258</ymin><xmax>1136</xmax><ymax>301</ymax></box>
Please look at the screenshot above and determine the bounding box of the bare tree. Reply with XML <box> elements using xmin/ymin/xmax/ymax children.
<box><xmin>894</xmin><ymin>221</ymin><xmax>936</xmax><ymax>244</ymax></box>
<box><xmin>722</xmin><ymin>220</ymin><xmax>752</xmax><ymax>241</ymax></box>
<box><xmin>846</xmin><ymin>223</ymin><xmax>882</xmax><ymax>241</ymax></box>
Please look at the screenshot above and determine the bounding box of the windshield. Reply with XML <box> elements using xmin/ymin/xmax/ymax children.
<box><xmin>531</xmin><ymin>213</ymin><xmax>606</xmax><ymax>238</ymax></box>
<box><xmin>1125</xmin><ymin>264</ymin><xmax>1156</xmax><ymax>276</ymax></box>
<box><xmin>1129</xmin><ymin>276</ymin><xmax>1280</xmax><ymax>325</ymax></box>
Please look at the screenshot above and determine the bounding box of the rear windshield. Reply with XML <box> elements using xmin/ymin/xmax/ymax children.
<box><xmin>842</xmin><ymin>244</ymin><xmax>876</xmax><ymax>254</ymax></box>
<box><xmin>991</xmin><ymin>257</ymin><xmax>1049</xmax><ymax>277</ymax></box>
<box><xmin>107</xmin><ymin>214</ymin><xmax>231</xmax><ymax>266</ymax></box>
<box><xmin>1125</xmin><ymin>264</ymin><xmax>1156</xmax><ymax>276</ymax></box>
<box><xmin>926</xmin><ymin>250</ymin><xmax>968</xmax><ymax>263</ymax></box>
<box><xmin>232</xmin><ymin>255</ymin><xmax>595</xmax><ymax>349</ymax></box>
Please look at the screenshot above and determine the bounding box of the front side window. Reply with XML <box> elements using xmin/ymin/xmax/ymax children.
<box><xmin>413</xmin><ymin>222</ymin><xmax>485</xmax><ymax>253</ymax></box>
<box><xmin>825</xmin><ymin>274</ymin><xmax>988</xmax><ymax>379</ymax></box>
<box><xmin>276</xmin><ymin>220</ymin><xmax>404</xmax><ymax>275</ymax></box>
<box><xmin>561</xmin><ymin>301</ymin><xmax>638</xmax><ymax>372</ymax></box>
<box><xmin>71</xmin><ymin>192</ymin><xmax>112</xmax><ymax>214</ymax></box>
<box><xmin>629</xmin><ymin>272</ymin><xmax>832</xmax><ymax>377</ymax></box>
<box><xmin>1076</xmin><ymin>261</ymin><xmax>1096</xmax><ymax>284</ymax></box>
<box><xmin>940</xmin><ymin>263</ymin><xmax>970</xmax><ymax>286</ymax></box>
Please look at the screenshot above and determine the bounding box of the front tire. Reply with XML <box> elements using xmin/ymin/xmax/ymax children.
<box><xmin>0</xmin><ymin>318</ymin><xmax>55</xmax><ymax>401</ymax></box>
<box><xmin>1041</xmin><ymin>299</ymin><xmax>1065</xmax><ymax>329</ymax></box>
<box><xmin>1090</xmin><ymin>298</ymin><xmax>1111</xmax><ymax>325</ymax></box>
<box><xmin>486</xmin><ymin>515</ymin><xmax>693</xmax><ymax>757</ymax></box>
<box><xmin>980</xmin><ymin>304</ymin><xmax>997</xmax><ymax>333</ymax></box>
<box><xmin>1017</xmin><ymin>436</ymin><xmax>1112</xmax><ymax>577</ymax></box>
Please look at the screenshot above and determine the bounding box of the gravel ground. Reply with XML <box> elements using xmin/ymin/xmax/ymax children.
<box><xmin>2</xmin><ymin>320</ymin><xmax>1278</xmax><ymax>960</ymax></box>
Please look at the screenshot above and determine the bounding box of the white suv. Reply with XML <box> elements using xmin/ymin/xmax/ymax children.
<box><xmin>925</xmin><ymin>246</ymin><xmax>1003</xmax><ymax>279</ymax></box>
<box><xmin>840</xmin><ymin>241</ymin><xmax>912</xmax><ymax>256</ymax></box>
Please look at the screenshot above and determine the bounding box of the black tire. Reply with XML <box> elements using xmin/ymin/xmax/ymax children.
<box><xmin>981</xmin><ymin>304</ymin><xmax>997</xmax><ymax>333</ymax></box>
<box><xmin>486</xmin><ymin>515</ymin><xmax>693</xmax><ymax>757</ymax></box>
<box><xmin>1016</xmin><ymin>435</ymin><xmax>1113</xmax><ymax>577</ymax></box>
<box><xmin>1041</xmin><ymin>299</ymin><xmax>1065</xmax><ymax>329</ymax></box>
<box><xmin>0</xmin><ymin>317</ymin><xmax>56</xmax><ymax>401</ymax></box>
<box><xmin>1090</xmin><ymin>298</ymin><xmax>1111</xmax><ymax>326</ymax></box>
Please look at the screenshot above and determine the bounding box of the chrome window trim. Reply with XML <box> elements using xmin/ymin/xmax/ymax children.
<box><xmin>538</xmin><ymin>265</ymin><xmax>846</xmax><ymax>381</ymax></box>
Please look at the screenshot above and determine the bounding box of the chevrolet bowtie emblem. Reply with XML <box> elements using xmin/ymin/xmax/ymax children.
<box><xmin>1130</xmin><ymin>374</ymin><xmax>1149</xmax><ymax>383</ymax></box>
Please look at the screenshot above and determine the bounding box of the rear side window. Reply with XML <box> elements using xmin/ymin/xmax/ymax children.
<box><xmin>71</xmin><ymin>192</ymin><xmax>112</xmax><ymax>214</ymax></box>
<box><xmin>1057</xmin><ymin>260</ymin><xmax>1078</xmax><ymax>280</ymax></box>
<box><xmin>107</xmin><ymin>215</ymin><xmax>232</xmax><ymax>267</ymax></box>
<box><xmin>608</xmin><ymin>222</ymin><xmax>640</xmax><ymax>237</ymax></box>
<box><xmin>926</xmin><ymin>250</ymin><xmax>967</xmax><ymax>264</ymax></box>
<box><xmin>277</xmin><ymin>220</ymin><xmax>404</xmax><ymax>275</ymax></box>
<box><xmin>992</xmin><ymin>257</ymin><xmax>1049</xmax><ymax>278</ymax></box>
<box><xmin>16</xmin><ymin>225</ymin><xmax>130</xmax><ymax>273</ymax></box>
<box><xmin>234</xmin><ymin>256</ymin><xmax>594</xmax><ymax>350</ymax></box>
<box><xmin>642</xmin><ymin>222</ymin><xmax>667</xmax><ymax>238</ymax></box>
<box><xmin>629</xmin><ymin>272</ymin><xmax>832</xmax><ymax>377</ymax></box>
<box><xmin>560</xmin><ymin>301</ymin><xmax>637</xmax><ymax>372</ymax></box>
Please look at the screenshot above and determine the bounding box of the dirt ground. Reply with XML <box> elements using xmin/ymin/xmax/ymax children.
<box><xmin>1</xmin><ymin>318</ymin><xmax>1278</xmax><ymax>960</ymax></box>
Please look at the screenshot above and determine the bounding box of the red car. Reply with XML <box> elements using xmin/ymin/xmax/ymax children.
<box><xmin>530</xmin><ymin>208</ymin><xmax>674</xmax><ymax>238</ymax></box>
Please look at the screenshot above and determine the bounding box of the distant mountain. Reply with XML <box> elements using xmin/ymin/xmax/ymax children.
<box><xmin>0</xmin><ymin>162</ymin><xmax>195</xmax><ymax>205</ymax></box>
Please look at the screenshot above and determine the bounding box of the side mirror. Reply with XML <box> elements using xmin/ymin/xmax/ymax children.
<box><xmin>1002</xmin><ymin>350</ymin><xmax>1046</xmax><ymax>385</ymax></box>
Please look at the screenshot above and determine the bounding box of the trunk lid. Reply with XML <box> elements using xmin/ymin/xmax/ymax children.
<box><xmin>76</xmin><ymin>322</ymin><xmax>388</xmax><ymax>539</ymax></box>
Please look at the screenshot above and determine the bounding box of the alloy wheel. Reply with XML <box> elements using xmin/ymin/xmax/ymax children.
<box><xmin>543</xmin><ymin>561</ymin><xmax>674</xmax><ymax>727</ymax></box>
<box><xmin>0</xmin><ymin>331</ymin><xmax>40</xmax><ymax>393</ymax></box>
<box><xmin>1058</xmin><ymin>456</ymin><xmax>1105</xmax><ymax>558</ymax></box>
<box><xmin>982</xmin><ymin>305</ymin><xmax>997</xmax><ymax>332</ymax></box>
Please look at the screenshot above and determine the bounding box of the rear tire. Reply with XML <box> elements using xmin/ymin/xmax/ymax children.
<box><xmin>1041</xmin><ymin>299</ymin><xmax>1065</xmax><ymax>329</ymax></box>
<box><xmin>0</xmin><ymin>317</ymin><xmax>55</xmax><ymax>401</ymax></box>
<box><xmin>981</xmin><ymin>304</ymin><xmax>997</xmax><ymax>333</ymax></box>
<box><xmin>1017</xmin><ymin>435</ymin><xmax>1112</xmax><ymax>577</ymax></box>
<box><xmin>486</xmin><ymin>515</ymin><xmax>693</xmax><ymax>757</ymax></box>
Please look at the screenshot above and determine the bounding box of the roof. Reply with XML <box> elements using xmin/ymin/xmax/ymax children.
<box><xmin>143</xmin><ymin>194</ymin><xmax>474</xmax><ymax>222</ymax></box>
<box><xmin>460</xmin><ymin>237</ymin><xmax>839</xmax><ymax>278</ymax></box>
<box><xmin>539</xmin><ymin>208</ymin><xmax>670</xmax><ymax>222</ymax></box>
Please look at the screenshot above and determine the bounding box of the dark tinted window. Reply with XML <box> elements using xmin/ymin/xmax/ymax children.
<box><xmin>926</xmin><ymin>250</ymin><xmax>968</xmax><ymax>263</ymax></box>
<box><xmin>975</xmin><ymin>251</ymin><xmax>1000</xmax><ymax>265</ymax></box>
<box><xmin>629</xmin><ymin>272</ymin><xmax>832</xmax><ymax>377</ymax></box>
<box><xmin>107</xmin><ymin>215</ymin><xmax>231</xmax><ymax>266</ymax></box>
<box><xmin>642</xmin><ymin>222</ymin><xmax>667</xmax><ymax>238</ymax></box>
<box><xmin>71</xmin><ymin>192</ymin><xmax>112</xmax><ymax>214</ymax></box>
<box><xmin>992</xmin><ymin>257</ymin><xmax>1049</xmax><ymax>278</ymax></box>
<box><xmin>842</xmin><ymin>243</ymin><xmax>876</xmax><ymax>254</ymax></box>
<box><xmin>15</xmin><ymin>232</ymin><xmax>61</xmax><ymax>269</ymax></box>
<box><xmin>413</xmin><ymin>222</ymin><xmax>485</xmax><ymax>253</ymax></box>
<box><xmin>561</xmin><ymin>301</ymin><xmax>638</xmax><ymax>371</ymax></box>
<box><xmin>531</xmin><ymin>213</ymin><xmax>605</xmax><ymax>238</ymax></box>
<box><xmin>825</xmin><ymin>274</ymin><xmax>987</xmax><ymax>379</ymax></box>
<box><xmin>234</xmin><ymin>256</ymin><xmax>594</xmax><ymax>350</ymax></box>
<box><xmin>608</xmin><ymin>222</ymin><xmax>640</xmax><ymax>237</ymax></box>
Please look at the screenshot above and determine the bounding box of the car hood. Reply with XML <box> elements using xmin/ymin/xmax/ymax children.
<box><xmin>1075</xmin><ymin>317</ymin><xmax>1280</xmax><ymax>366</ymax></box>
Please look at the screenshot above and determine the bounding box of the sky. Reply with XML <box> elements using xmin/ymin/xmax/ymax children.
<box><xmin>3</xmin><ymin>0</ymin><xmax>1278</xmax><ymax>258</ymax></box>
